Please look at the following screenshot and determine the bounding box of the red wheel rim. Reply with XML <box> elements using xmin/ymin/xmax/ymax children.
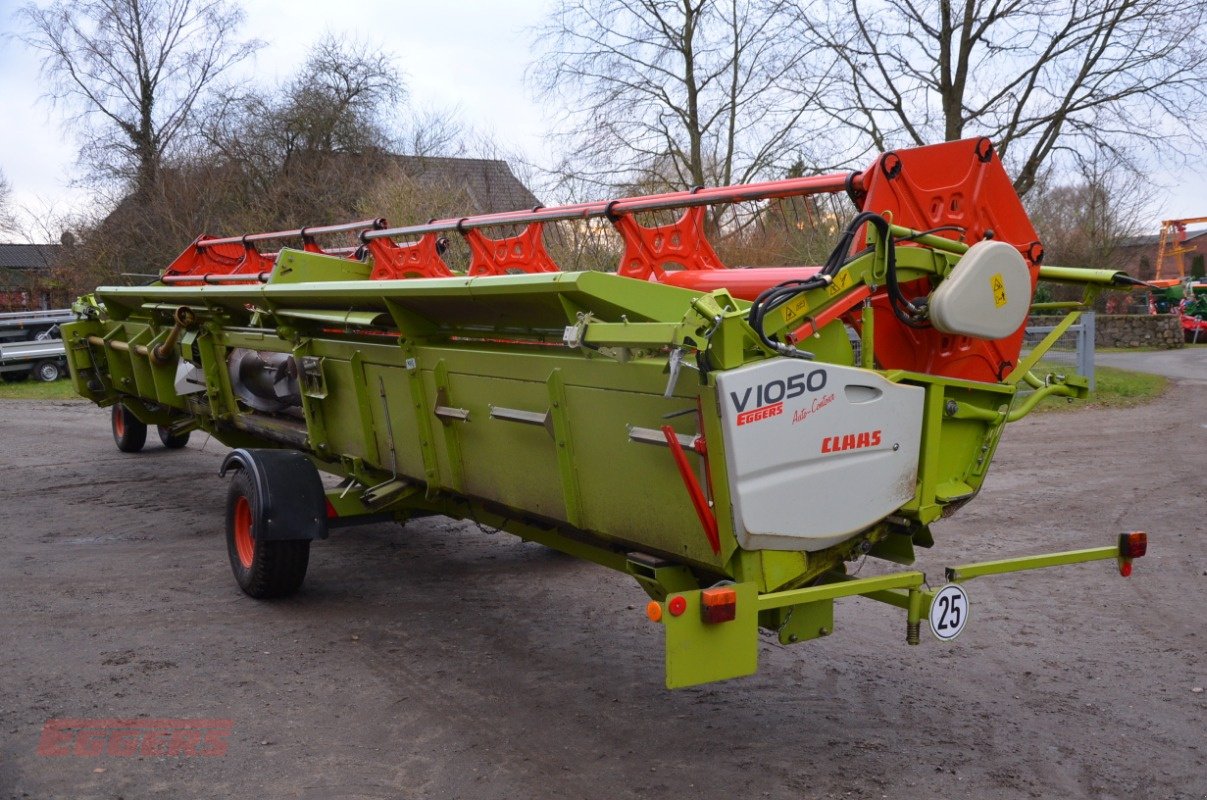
<box><xmin>113</xmin><ymin>407</ymin><xmax>125</xmax><ymax>438</ymax></box>
<box><xmin>233</xmin><ymin>495</ymin><xmax>255</xmax><ymax>568</ymax></box>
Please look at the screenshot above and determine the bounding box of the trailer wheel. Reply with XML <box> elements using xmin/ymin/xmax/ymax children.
<box><xmin>111</xmin><ymin>404</ymin><xmax>147</xmax><ymax>452</ymax></box>
<box><xmin>157</xmin><ymin>425</ymin><xmax>191</xmax><ymax>449</ymax></box>
<box><xmin>33</xmin><ymin>360</ymin><xmax>61</xmax><ymax>382</ymax></box>
<box><xmin>225</xmin><ymin>469</ymin><xmax>310</xmax><ymax>599</ymax></box>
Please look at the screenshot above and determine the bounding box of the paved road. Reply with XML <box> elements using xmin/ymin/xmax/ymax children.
<box><xmin>1092</xmin><ymin>347</ymin><xmax>1207</xmax><ymax>384</ymax></box>
<box><xmin>1045</xmin><ymin>345</ymin><xmax>1207</xmax><ymax>384</ymax></box>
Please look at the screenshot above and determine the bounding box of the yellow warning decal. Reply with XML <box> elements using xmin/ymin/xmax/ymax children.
<box><xmin>782</xmin><ymin>295</ymin><xmax>810</xmax><ymax>323</ymax></box>
<box><xmin>990</xmin><ymin>273</ymin><xmax>1008</xmax><ymax>308</ymax></box>
<box><xmin>826</xmin><ymin>270</ymin><xmax>853</xmax><ymax>297</ymax></box>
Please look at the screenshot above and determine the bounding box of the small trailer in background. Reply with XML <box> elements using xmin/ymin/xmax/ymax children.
<box><xmin>0</xmin><ymin>309</ymin><xmax>72</xmax><ymax>382</ymax></box>
<box><xmin>0</xmin><ymin>308</ymin><xmax>75</xmax><ymax>343</ymax></box>
<box><xmin>0</xmin><ymin>337</ymin><xmax>68</xmax><ymax>382</ymax></box>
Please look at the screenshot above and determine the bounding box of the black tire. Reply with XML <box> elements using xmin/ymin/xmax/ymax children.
<box><xmin>2</xmin><ymin>370</ymin><xmax>29</xmax><ymax>383</ymax></box>
<box><xmin>225</xmin><ymin>469</ymin><xmax>310</xmax><ymax>599</ymax></box>
<box><xmin>111</xmin><ymin>404</ymin><xmax>147</xmax><ymax>453</ymax></box>
<box><xmin>33</xmin><ymin>360</ymin><xmax>61</xmax><ymax>382</ymax></box>
<box><xmin>157</xmin><ymin>425</ymin><xmax>191</xmax><ymax>449</ymax></box>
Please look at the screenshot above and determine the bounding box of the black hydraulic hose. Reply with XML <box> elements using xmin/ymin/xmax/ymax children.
<box><xmin>747</xmin><ymin>211</ymin><xmax>931</xmax><ymax>355</ymax></box>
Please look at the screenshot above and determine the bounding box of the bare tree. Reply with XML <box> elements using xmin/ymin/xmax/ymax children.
<box><xmin>0</xmin><ymin>170</ymin><xmax>17</xmax><ymax>237</ymax></box>
<box><xmin>397</xmin><ymin>107</ymin><xmax>466</xmax><ymax>161</ymax></box>
<box><xmin>532</xmin><ymin>0</ymin><xmax>826</xmax><ymax>193</ymax></box>
<box><xmin>1025</xmin><ymin>152</ymin><xmax>1153</xmax><ymax>310</ymax></box>
<box><xmin>17</xmin><ymin>0</ymin><xmax>260</xmax><ymax>197</ymax></box>
<box><xmin>799</xmin><ymin>0</ymin><xmax>1207</xmax><ymax>195</ymax></box>
<box><xmin>274</xmin><ymin>34</ymin><xmax>405</xmax><ymax>163</ymax></box>
<box><xmin>1027</xmin><ymin>155</ymin><xmax>1152</xmax><ymax>271</ymax></box>
<box><xmin>199</xmin><ymin>34</ymin><xmax>417</xmax><ymax>230</ymax></box>
<box><xmin>56</xmin><ymin>34</ymin><xmax>458</xmax><ymax>285</ymax></box>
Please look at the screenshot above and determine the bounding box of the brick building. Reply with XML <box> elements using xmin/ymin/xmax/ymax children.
<box><xmin>0</xmin><ymin>243</ymin><xmax>63</xmax><ymax>311</ymax></box>
<box><xmin>1116</xmin><ymin>226</ymin><xmax>1207</xmax><ymax>282</ymax></box>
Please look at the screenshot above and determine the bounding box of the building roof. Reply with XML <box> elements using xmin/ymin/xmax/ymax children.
<box><xmin>0</xmin><ymin>244</ymin><xmax>63</xmax><ymax>270</ymax></box>
<box><xmin>1120</xmin><ymin>227</ymin><xmax>1207</xmax><ymax>248</ymax></box>
<box><xmin>394</xmin><ymin>156</ymin><xmax>540</xmax><ymax>213</ymax></box>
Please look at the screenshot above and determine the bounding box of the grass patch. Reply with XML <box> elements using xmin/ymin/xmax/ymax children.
<box><xmin>1030</xmin><ymin>360</ymin><xmax>1167</xmax><ymax>412</ymax></box>
<box><xmin>0</xmin><ymin>378</ymin><xmax>82</xmax><ymax>401</ymax></box>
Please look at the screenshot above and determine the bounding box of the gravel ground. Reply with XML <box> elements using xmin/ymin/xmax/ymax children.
<box><xmin>0</xmin><ymin>376</ymin><xmax>1203</xmax><ymax>800</ymax></box>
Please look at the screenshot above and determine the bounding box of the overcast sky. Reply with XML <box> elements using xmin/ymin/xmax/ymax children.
<box><xmin>0</xmin><ymin>0</ymin><xmax>554</xmax><ymax>237</ymax></box>
<box><xmin>1</xmin><ymin>0</ymin><xmax>1204</xmax><ymax>242</ymax></box>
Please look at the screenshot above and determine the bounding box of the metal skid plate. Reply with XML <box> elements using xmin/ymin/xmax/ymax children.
<box><xmin>715</xmin><ymin>360</ymin><xmax>924</xmax><ymax>551</ymax></box>
<box><xmin>662</xmin><ymin>582</ymin><xmax>759</xmax><ymax>689</ymax></box>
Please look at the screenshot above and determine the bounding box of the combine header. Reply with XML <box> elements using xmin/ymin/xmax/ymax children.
<box><xmin>63</xmin><ymin>139</ymin><xmax>1150</xmax><ymax>688</ymax></box>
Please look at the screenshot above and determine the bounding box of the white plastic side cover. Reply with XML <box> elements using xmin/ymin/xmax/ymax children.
<box><xmin>716</xmin><ymin>360</ymin><xmax>924</xmax><ymax>552</ymax></box>
<box><xmin>929</xmin><ymin>240</ymin><xmax>1031</xmax><ymax>340</ymax></box>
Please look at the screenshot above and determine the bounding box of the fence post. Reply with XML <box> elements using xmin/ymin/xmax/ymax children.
<box><xmin>1078</xmin><ymin>312</ymin><xmax>1096</xmax><ymax>391</ymax></box>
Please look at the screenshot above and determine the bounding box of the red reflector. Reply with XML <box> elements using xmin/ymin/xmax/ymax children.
<box><xmin>668</xmin><ymin>595</ymin><xmax>687</xmax><ymax>617</ymax></box>
<box><xmin>700</xmin><ymin>587</ymin><xmax>737</xmax><ymax>624</ymax></box>
<box><xmin>1119</xmin><ymin>560</ymin><xmax>1133</xmax><ymax>578</ymax></box>
<box><xmin>325</xmin><ymin>499</ymin><xmax>338</xmax><ymax>518</ymax></box>
<box><xmin>1119</xmin><ymin>531</ymin><xmax>1147</xmax><ymax>559</ymax></box>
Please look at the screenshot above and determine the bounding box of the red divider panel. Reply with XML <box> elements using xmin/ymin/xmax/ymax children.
<box><xmin>614</xmin><ymin>206</ymin><xmax>724</xmax><ymax>280</ymax></box>
<box><xmin>465</xmin><ymin>223</ymin><xmax>559</xmax><ymax>276</ymax></box>
<box><xmin>161</xmin><ymin>237</ymin><xmax>276</xmax><ymax>285</ymax></box>
<box><xmin>366</xmin><ymin>234</ymin><xmax>454</xmax><ymax>280</ymax></box>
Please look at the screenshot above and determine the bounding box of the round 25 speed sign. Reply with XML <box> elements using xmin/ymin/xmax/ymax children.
<box><xmin>929</xmin><ymin>584</ymin><xmax>969</xmax><ymax>641</ymax></box>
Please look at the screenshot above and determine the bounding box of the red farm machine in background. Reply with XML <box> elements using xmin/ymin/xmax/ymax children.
<box><xmin>1150</xmin><ymin>216</ymin><xmax>1207</xmax><ymax>342</ymax></box>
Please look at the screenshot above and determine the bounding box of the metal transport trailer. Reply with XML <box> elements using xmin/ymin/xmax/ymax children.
<box><xmin>62</xmin><ymin>139</ymin><xmax>1151</xmax><ymax>688</ymax></box>
<box><xmin>0</xmin><ymin>338</ymin><xmax>67</xmax><ymax>382</ymax></box>
<box><xmin>0</xmin><ymin>308</ymin><xmax>74</xmax><ymax>343</ymax></box>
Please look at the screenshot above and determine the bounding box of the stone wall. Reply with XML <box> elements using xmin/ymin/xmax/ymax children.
<box><xmin>1026</xmin><ymin>314</ymin><xmax>1184</xmax><ymax>349</ymax></box>
<box><xmin>1096</xmin><ymin>314</ymin><xmax>1185</xmax><ymax>348</ymax></box>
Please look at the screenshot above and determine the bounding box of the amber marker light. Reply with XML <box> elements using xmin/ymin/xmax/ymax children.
<box><xmin>700</xmin><ymin>587</ymin><xmax>737</xmax><ymax>624</ymax></box>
